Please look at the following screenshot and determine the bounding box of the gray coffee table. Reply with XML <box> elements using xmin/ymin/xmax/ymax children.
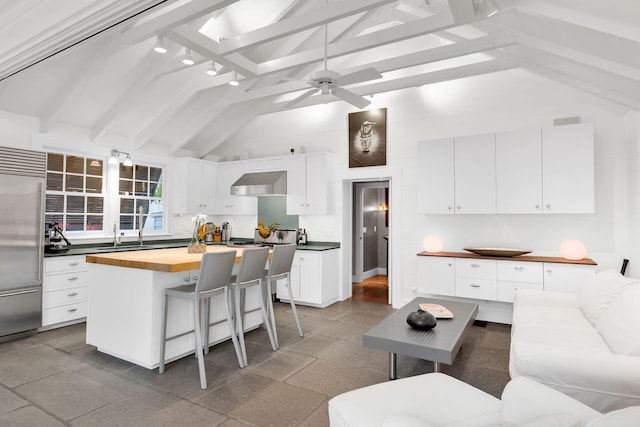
<box><xmin>363</xmin><ymin>297</ymin><xmax>478</xmax><ymax>379</ymax></box>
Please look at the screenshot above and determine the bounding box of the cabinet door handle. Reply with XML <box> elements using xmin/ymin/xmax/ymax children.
<box><xmin>183</xmin><ymin>277</ymin><xmax>190</xmax><ymax>282</ymax></box>
<box><xmin>535</xmin><ymin>204</ymin><xmax>540</xmax><ymax>209</ymax></box>
<box><xmin>448</xmin><ymin>206</ymin><xmax>452</xmax><ymax>210</ymax></box>
<box><xmin>470</xmin><ymin>263</ymin><xmax>480</xmax><ymax>268</ymax></box>
<box><xmin>514</xmin><ymin>266</ymin><xmax>524</xmax><ymax>271</ymax></box>
<box><xmin>68</xmin><ymin>276</ymin><xmax>79</xmax><ymax>281</ymax></box>
<box><xmin>67</xmin><ymin>292</ymin><xmax>78</xmax><ymax>297</ymax></box>
<box><xmin>447</xmin><ymin>263</ymin><xmax>453</xmax><ymax>267</ymax></box>
<box><xmin>545</xmin><ymin>204</ymin><xmax>551</xmax><ymax>209</ymax></box>
<box><xmin>546</xmin><ymin>269</ymin><xmax>552</xmax><ymax>274</ymax></box>
<box><xmin>69</xmin><ymin>262</ymin><xmax>79</xmax><ymax>267</ymax></box>
<box><xmin>192</xmin><ymin>276</ymin><xmax>199</xmax><ymax>282</ymax></box>
<box><xmin>456</xmin><ymin>206</ymin><xmax>461</xmax><ymax>210</ymax></box>
<box><xmin>67</xmin><ymin>308</ymin><xmax>78</xmax><ymax>313</ymax></box>
<box><xmin>470</xmin><ymin>284</ymin><xmax>481</xmax><ymax>288</ymax></box>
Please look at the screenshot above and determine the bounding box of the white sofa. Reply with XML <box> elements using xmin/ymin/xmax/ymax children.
<box><xmin>328</xmin><ymin>372</ymin><xmax>640</xmax><ymax>426</ymax></box>
<box><xmin>510</xmin><ymin>270</ymin><xmax>640</xmax><ymax>412</ymax></box>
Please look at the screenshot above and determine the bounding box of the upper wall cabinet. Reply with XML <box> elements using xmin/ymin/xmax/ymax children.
<box><xmin>214</xmin><ymin>161</ymin><xmax>258</xmax><ymax>215</ymax></box>
<box><xmin>454</xmin><ymin>133</ymin><xmax>496</xmax><ymax>214</ymax></box>
<box><xmin>417</xmin><ymin>134</ymin><xmax>495</xmax><ymax>214</ymax></box>
<box><xmin>541</xmin><ymin>123</ymin><xmax>594</xmax><ymax>214</ymax></box>
<box><xmin>418</xmin><ymin>123</ymin><xmax>594</xmax><ymax>215</ymax></box>
<box><xmin>171</xmin><ymin>158</ymin><xmax>217</xmax><ymax>215</ymax></box>
<box><xmin>285</xmin><ymin>153</ymin><xmax>336</xmax><ymax>215</ymax></box>
<box><xmin>416</xmin><ymin>138</ymin><xmax>455</xmax><ymax>214</ymax></box>
<box><xmin>496</xmin><ymin>128</ymin><xmax>543</xmax><ymax>214</ymax></box>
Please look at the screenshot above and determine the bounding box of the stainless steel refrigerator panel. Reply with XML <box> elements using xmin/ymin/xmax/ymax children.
<box><xmin>0</xmin><ymin>174</ymin><xmax>43</xmax><ymax>291</ymax></box>
<box><xmin>0</xmin><ymin>286</ymin><xmax>42</xmax><ymax>339</ymax></box>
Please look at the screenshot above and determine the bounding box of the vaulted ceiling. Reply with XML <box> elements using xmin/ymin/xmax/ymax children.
<box><xmin>0</xmin><ymin>0</ymin><xmax>638</xmax><ymax>158</ymax></box>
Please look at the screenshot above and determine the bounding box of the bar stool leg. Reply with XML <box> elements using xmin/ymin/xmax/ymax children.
<box><xmin>224</xmin><ymin>287</ymin><xmax>245</xmax><ymax>368</ymax></box>
<box><xmin>286</xmin><ymin>273</ymin><xmax>304</xmax><ymax>337</ymax></box>
<box><xmin>257</xmin><ymin>278</ymin><xmax>277</xmax><ymax>351</ymax></box>
<box><xmin>265</xmin><ymin>277</ymin><xmax>279</xmax><ymax>349</ymax></box>
<box><xmin>159</xmin><ymin>293</ymin><xmax>169</xmax><ymax>374</ymax></box>
<box><xmin>203</xmin><ymin>298</ymin><xmax>211</xmax><ymax>355</ymax></box>
<box><xmin>234</xmin><ymin>285</ymin><xmax>248</xmax><ymax>367</ymax></box>
<box><xmin>193</xmin><ymin>295</ymin><xmax>207</xmax><ymax>389</ymax></box>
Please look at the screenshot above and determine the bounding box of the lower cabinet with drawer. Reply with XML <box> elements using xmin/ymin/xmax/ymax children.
<box><xmin>417</xmin><ymin>252</ymin><xmax>596</xmax><ymax>323</ymax></box>
<box><xmin>41</xmin><ymin>255</ymin><xmax>89</xmax><ymax>330</ymax></box>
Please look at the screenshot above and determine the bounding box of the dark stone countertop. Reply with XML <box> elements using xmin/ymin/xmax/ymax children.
<box><xmin>45</xmin><ymin>238</ymin><xmax>340</xmax><ymax>257</ymax></box>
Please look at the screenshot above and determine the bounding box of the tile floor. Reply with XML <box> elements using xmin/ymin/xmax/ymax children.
<box><xmin>0</xmin><ymin>300</ymin><xmax>511</xmax><ymax>426</ymax></box>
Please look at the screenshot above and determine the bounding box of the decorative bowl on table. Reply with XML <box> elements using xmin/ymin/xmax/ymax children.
<box><xmin>463</xmin><ymin>247</ymin><xmax>532</xmax><ymax>257</ymax></box>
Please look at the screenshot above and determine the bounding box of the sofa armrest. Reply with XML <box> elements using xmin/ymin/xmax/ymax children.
<box><xmin>501</xmin><ymin>377</ymin><xmax>601</xmax><ymax>426</ymax></box>
<box><xmin>514</xmin><ymin>289</ymin><xmax>578</xmax><ymax>309</ymax></box>
<box><xmin>510</xmin><ymin>342</ymin><xmax>640</xmax><ymax>411</ymax></box>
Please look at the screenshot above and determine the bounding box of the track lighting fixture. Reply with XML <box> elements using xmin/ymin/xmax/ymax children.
<box><xmin>153</xmin><ymin>35</ymin><xmax>167</xmax><ymax>54</ymax></box>
<box><xmin>206</xmin><ymin>61</ymin><xmax>219</xmax><ymax>76</ymax></box>
<box><xmin>229</xmin><ymin>70</ymin><xmax>239</xmax><ymax>86</ymax></box>
<box><xmin>182</xmin><ymin>49</ymin><xmax>194</xmax><ymax>66</ymax></box>
<box><xmin>109</xmin><ymin>149</ymin><xmax>133</xmax><ymax>167</ymax></box>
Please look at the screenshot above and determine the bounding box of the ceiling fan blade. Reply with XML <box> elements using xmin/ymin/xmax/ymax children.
<box><xmin>332</xmin><ymin>87</ymin><xmax>371</xmax><ymax>109</ymax></box>
<box><xmin>334</xmin><ymin>67</ymin><xmax>382</xmax><ymax>86</ymax></box>
<box><xmin>283</xmin><ymin>88</ymin><xmax>318</xmax><ymax>109</ymax></box>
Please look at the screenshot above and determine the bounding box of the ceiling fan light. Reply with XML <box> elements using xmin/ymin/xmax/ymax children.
<box><xmin>153</xmin><ymin>35</ymin><xmax>167</xmax><ymax>54</ymax></box>
<box><xmin>182</xmin><ymin>49</ymin><xmax>194</xmax><ymax>66</ymax></box>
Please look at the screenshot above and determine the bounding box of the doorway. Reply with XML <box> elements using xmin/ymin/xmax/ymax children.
<box><xmin>351</xmin><ymin>181</ymin><xmax>389</xmax><ymax>304</ymax></box>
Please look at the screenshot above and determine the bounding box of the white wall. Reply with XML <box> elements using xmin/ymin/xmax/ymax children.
<box><xmin>213</xmin><ymin>68</ymin><xmax>640</xmax><ymax>303</ymax></box>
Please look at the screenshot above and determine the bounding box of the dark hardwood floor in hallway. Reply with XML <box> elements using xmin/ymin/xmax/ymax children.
<box><xmin>351</xmin><ymin>275</ymin><xmax>388</xmax><ymax>304</ymax></box>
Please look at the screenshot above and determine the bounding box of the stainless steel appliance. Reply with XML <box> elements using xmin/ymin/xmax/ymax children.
<box><xmin>231</xmin><ymin>171</ymin><xmax>287</xmax><ymax>196</ymax></box>
<box><xmin>0</xmin><ymin>146</ymin><xmax>46</xmax><ymax>343</ymax></box>
<box><xmin>221</xmin><ymin>222</ymin><xmax>231</xmax><ymax>242</ymax></box>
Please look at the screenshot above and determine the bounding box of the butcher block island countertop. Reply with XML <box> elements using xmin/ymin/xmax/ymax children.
<box><xmin>85</xmin><ymin>245</ymin><xmax>250</xmax><ymax>272</ymax></box>
<box><xmin>85</xmin><ymin>246</ymin><xmax>266</xmax><ymax>369</ymax></box>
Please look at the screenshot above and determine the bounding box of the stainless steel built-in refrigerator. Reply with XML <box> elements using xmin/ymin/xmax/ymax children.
<box><xmin>0</xmin><ymin>146</ymin><xmax>46</xmax><ymax>343</ymax></box>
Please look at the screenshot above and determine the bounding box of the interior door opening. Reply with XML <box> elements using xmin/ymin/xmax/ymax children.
<box><xmin>351</xmin><ymin>180</ymin><xmax>389</xmax><ymax>304</ymax></box>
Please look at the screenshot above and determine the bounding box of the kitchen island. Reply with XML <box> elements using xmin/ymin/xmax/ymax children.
<box><xmin>85</xmin><ymin>246</ymin><xmax>264</xmax><ymax>369</ymax></box>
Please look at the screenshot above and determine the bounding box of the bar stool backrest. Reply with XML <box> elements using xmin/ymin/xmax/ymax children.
<box><xmin>196</xmin><ymin>250</ymin><xmax>237</xmax><ymax>293</ymax></box>
<box><xmin>235</xmin><ymin>247</ymin><xmax>270</xmax><ymax>284</ymax></box>
<box><xmin>268</xmin><ymin>244</ymin><xmax>296</xmax><ymax>276</ymax></box>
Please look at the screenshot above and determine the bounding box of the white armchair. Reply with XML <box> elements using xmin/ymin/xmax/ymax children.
<box><xmin>328</xmin><ymin>373</ymin><xmax>640</xmax><ymax>427</ymax></box>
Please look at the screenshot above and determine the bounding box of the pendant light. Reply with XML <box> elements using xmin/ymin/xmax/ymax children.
<box><xmin>206</xmin><ymin>61</ymin><xmax>218</xmax><ymax>76</ymax></box>
<box><xmin>229</xmin><ymin>70</ymin><xmax>239</xmax><ymax>86</ymax></box>
<box><xmin>182</xmin><ymin>49</ymin><xmax>194</xmax><ymax>66</ymax></box>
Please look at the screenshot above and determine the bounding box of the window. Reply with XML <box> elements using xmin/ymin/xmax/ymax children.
<box><xmin>45</xmin><ymin>151</ymin><xmax>165</xmax><ymax>236</ymax></box>
<box><xmin>118</xmin><ymin>163</ymin><xmax>163</xmax><ymax>232</ymax></box>
<box><xmin>45</xmin><ymin>153</ymin><xmax>104</xmax><ymax>232</ymax></box>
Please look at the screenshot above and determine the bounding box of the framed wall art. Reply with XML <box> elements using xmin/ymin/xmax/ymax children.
<box><xmin>348</xmin><ymin>107</ymin><xmax>387</xmax><ymax>168</ymax></box>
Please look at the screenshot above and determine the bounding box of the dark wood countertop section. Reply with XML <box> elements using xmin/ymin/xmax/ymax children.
<box><xmin>416</xmin><ymin>251</ymin><xmax>597</xmax><ymax>265</ymax></box>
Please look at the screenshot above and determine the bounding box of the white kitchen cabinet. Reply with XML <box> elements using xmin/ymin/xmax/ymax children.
<box><xmin>214</xmin><ymin>161</ymin><xmax>258</xmax><ymax>215</ymax></box>
<box><xmin>542</xmin><ymin>123</ymin><xmax>594</xmax><ymax>214</ymax></box>
<box><xmin>496</xmin><ymin>128</ymin><xmax>543</xmax><ymax>214</ymax></box>
<box><xmin>41</xmin><ymin>256</ymin><xmax>89</xmax><ymax>330</ymax></box>
<box><xmin>171</xmin><ymin>158</ymin><xmax>217</xmax><ymax>215</ymax></box>
<box><xmin>543</xmin><ymin>262</ymin><xmax>596</xmax><ymax>293</ymax></box>
<box><xmin>455</xmin><ymin>258</ymin><xmax>497</xmax><ymax>300</ymax></box>
<box><xmin>276</xmin><ymin>249</ymin><xmax>339</xmax><ymax>307</ymax></box>
<box><xmin>416</xmin><ymin>256</ymin><xmax>455</xmax><ymax>295</ymax></box>
<box><xmin>416</xmin><ymin>135</ymin><xmax>495</xmax><ymax>214</ymax></box>
<box><xmin>285</xmin><ymin>153</ymin><xmax>336</xmax><ymax>215</ymax></box>
<box><xmin>416</xmin><ymin>138</ymin><xmax>455</xmax><ymax>214</ymax></box>
<box><xmin>417</xmin><ymin>252</ymin><xmax>596</xmax><ymax>322</ymax></box>
<box><xmin>454</xmin><ymin>133</ymin><xmax>496</xmax><ymax>214</ymax></box>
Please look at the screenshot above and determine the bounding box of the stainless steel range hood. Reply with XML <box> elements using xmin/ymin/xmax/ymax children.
<box><xmin>231</xmin><ymin>171</ymin><xmax>287</xmax><ymax>196</ymax></box>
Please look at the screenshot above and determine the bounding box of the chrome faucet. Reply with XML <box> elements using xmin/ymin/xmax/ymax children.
<box><xmin>138</xmin><ymin>205</ymin><xmax>144</xmax><ymax>246</ymax></box>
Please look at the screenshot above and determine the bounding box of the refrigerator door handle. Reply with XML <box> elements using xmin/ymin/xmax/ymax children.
<box><xmin>1</xmin><ymin>289</ymin><xmax>39</xmax><ymax>298</ymax></box>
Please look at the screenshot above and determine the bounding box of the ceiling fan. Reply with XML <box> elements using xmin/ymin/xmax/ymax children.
<box><xmin>285</xmin><ymin>5</ymin><xmax>382</xmax><ymax>109</ymax></box>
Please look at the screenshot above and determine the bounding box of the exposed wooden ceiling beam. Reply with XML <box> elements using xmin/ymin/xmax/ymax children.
<box><xmin>217</xmin><ymin>0</ymin><xmax>400</xmax><ymax>55</ymax></box>
<box><xmin>118</xmin><ymin>0</ymin><xmax>240</xmax><ymax>47</ymax></box>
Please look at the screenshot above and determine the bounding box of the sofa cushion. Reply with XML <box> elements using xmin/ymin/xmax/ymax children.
<box><xmin>596</xmin><ymin>284</ymin><xmax>640</xmax><ymax>356</ymax></box>
<box><xmin>585</xmin><ymin>406</ymin><xmax>640</xmax><ymax>427</ymax></box>
<box><xmin>382</xmin><ymin>414</ymin><xmax>434</xmax><ymax>427</ymax></box>
<box><xmin>577</xmin><ymin>269</ymin><xmax>638</xmax><ymax>326</ymax></box>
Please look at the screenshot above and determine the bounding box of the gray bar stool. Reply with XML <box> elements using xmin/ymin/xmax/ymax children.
<box><xmin>231</xmin><ymin>246</ymin><xmax>277</xmax><ymax>367</ymax></box>
<box><xmin>263</xmin><ymin>244</ymin><xmax>303</xmax><ymax>348</ymax></box>
<box><xmin>159</xmin><ymin>250</ymin><xmax>243</xmax><ymax>390</ymax></box>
